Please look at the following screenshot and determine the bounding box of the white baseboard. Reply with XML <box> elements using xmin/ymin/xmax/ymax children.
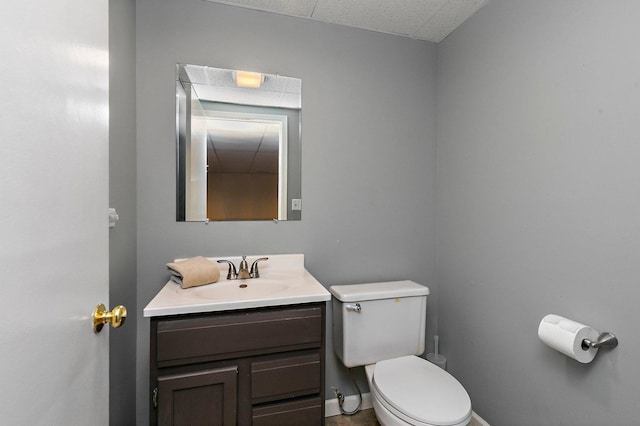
<box><xmin>471</xmin><ymin>411</ymin><xmax>491</xmax><ymax>426</ymax></box>
<box><xmin>325</xmin><ymin>392</ymin><xmax>373</xmax><ymax>417</ymax></box>
<box><xmin>325</xmin><ymin>394</ymin><xmax>489</xmax><ymax>426</ymax></box>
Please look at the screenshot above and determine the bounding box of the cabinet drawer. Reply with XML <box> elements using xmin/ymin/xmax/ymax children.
<box><xmin>156</xmin><ymin>306</ymin><xmax>322</xmax><ymax>365</ymax></box>
<box><xmin>251</xmin><ymin>353</ymin><xmax>320</xmax><ymax>404</ymax></box>
<box><xmin>252</xmin><ymin>396</ymin><xmax>322</xmax><ymax>426</ymax></box>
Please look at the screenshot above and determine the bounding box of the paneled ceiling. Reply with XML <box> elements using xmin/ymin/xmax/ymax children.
<box><xmin>207</xmin><ymin>120</ymin><xmax>280</xmax><ymax>174</ymax></box>
<box><xmin>203</xmin><ymin>0</ymin><xmax>488</xmax><ymax>42</ymax></box>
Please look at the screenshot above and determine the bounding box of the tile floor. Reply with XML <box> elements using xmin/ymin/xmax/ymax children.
<box><xmin>325</xmin><ymin>409</ymin><xmax>380</xmax><ymax>426</ymax></box>
<box><xmin>326</xmin><ymin>409</ymin><xmax>484</xmax><ymax>426</ymax></box>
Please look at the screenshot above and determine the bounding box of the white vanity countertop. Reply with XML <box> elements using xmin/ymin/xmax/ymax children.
<box><xmin>143</xmin><ymin>254</ymin><xmax>331</xmax><ymax>317</ymax></box>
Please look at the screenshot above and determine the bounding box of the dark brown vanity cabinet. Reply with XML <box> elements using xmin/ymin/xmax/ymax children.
<box><xmin>150</xmin><ymin>303</ymin><xmax>326</xmax><ymax>425</ymax></box>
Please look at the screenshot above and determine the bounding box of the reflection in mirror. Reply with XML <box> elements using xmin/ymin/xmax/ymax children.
<box><xmin>176</xmin><ymin>64</ymin><xmax>302</xmax><ymax>222</ymax></box>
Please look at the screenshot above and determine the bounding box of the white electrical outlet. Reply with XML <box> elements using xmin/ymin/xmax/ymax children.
<box><xmin>292</xmin><ymin>198</ymin><xmax>302</xmax><ymax>210</ymax></box>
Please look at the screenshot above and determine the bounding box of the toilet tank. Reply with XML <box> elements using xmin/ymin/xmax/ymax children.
<box><xmin>330</xmin><ymin>280</ymin><xmax>429</xmax><ymax>368</ymax></box>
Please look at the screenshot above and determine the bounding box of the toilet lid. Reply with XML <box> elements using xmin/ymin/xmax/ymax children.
<box><xmin>372</xmin><ymin>356</ymin><xmax>472</xmax><ymax>426</ymax></box>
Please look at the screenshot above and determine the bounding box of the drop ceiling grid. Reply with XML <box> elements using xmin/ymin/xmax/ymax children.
<box><xmin>205</xmin><ymin>0</ymin><xmax>317</xmax><ymax>17</ymax></box>
<box><xmin>203</xmin><ymin>0</ymin><xmax>488</xmax><ymax>42</ymax></box>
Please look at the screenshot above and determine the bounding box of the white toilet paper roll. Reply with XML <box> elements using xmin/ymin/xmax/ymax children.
<box><xmin>538</xmin><ymin>314</ymin><xmax>599</xmax><ymax>363</ymax></box>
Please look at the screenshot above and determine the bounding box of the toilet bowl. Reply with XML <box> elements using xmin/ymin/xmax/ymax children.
<box><xmin>365</xmin><ymin>356</ymin><xmax>471</xmax><ymax>426</ymax></box>
<box><xmin>330</xmin><ymin>281</ymin><xmax>472</xmax><ymax>426</ymax></box>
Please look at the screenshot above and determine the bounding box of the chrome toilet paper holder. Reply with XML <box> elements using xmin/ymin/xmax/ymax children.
<box><xmin>581</xmin><ymin>332</ymin><xmax>618</xmax><ymax>351</ymax></box>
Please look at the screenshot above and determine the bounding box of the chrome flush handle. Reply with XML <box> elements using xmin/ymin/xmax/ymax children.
<box><xmin>345</xmin><ymin>303</ymin><xmax>361</xmax><ymax>313</ymax></box>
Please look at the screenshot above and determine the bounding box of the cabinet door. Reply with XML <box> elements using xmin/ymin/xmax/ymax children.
<box><xmin>158</xmin><ymin>366</ymin><xmax>238</xmax><ymax>426</ymax></box>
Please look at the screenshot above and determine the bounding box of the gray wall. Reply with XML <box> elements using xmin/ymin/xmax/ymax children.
<box><xmin>437</xmin><ymin>1</ymin><xmax>640</xmax><ymax>424</ymax></box>
<box><xmin>109</xmin><ymin>0</ymin><xmax>137</xmax><ymax>424</ymax></box>
<box><xmin>135</xmin><ymin>0</ymin><xmax>437</xmax><ymax>423</ymax></box>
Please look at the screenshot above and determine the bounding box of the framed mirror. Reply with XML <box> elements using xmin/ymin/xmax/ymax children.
<box><xmin>176</xmin><ymin>64</ymin><xmax>302</xmax><ymax>222</ymax></box>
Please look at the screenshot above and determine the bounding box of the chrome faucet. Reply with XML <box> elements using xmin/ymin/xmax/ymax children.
<box><xmin>237</xmin><ymin>256</ymin><xmax>250</xmax><ymax>279</ymax></box>
<box><xmin>217</xmin><ymin>256</ymin><xmax>268</xmax><ymax>280</ymax></box>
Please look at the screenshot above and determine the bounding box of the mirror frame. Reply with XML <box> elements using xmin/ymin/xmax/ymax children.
<box><xmin>175</xmin><ymin>64</ymin><xmax>302</xmax><ymax>222</ymax></box>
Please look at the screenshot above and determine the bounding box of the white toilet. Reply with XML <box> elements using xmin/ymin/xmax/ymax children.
<box><xmin>330</xmin><ymin>280</ymin><xmax>472</xmax><ymax>426</ymax></box>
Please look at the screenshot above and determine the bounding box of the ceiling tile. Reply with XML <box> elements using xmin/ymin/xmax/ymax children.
<box><xmin>251</xmin><ymin>152</ymin><xmax>279</xmax><ymax>173</ymax></box>
<box><xmin>312</xmin><ymin>0</ymin><xmax>446</xmax><ymax>37</ymax></box>
<box><xmin>215</xmin><ymin>151</ymin><xmax>255</xmax><ymax>173</ymax></box>
<box><xmin>202</xmin><ymin>0</ymin><xmax>488</xmax><ymax>43</ymax></box>
<box><xmin>413</xmin><ymin>0</ymin><xmax>487</xmax><ymax>42</ymax></box>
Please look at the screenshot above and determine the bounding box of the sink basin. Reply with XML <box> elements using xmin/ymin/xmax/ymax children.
<box><xmin>143</xmin><ymin>254</ymin><xmax>331</xmax><ymax>317</ymax></box>
<box><xmin>179</xmin><ymin>279</ymin><xmax>291</xmax><ymax>301</ymax></box>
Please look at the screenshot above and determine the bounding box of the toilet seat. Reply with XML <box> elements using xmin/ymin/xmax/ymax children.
<box><xmin>371</xmin><ymin>356</ymin><xmax>472</xmax><ymax>426</ymax></box>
